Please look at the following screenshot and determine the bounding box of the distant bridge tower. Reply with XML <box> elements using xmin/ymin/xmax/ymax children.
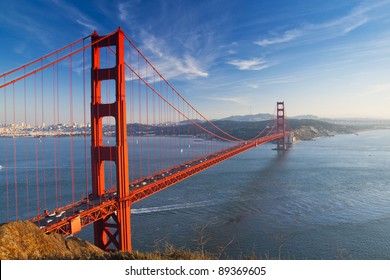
<box><xmin>91</xmin><ymin>28</ymin><xmax>131</xmax><ymax>251</ymax></box>
<box><xmin>276</xmin><ymin>101</ymin><xmax>286</xmax><ymax>150</ymax></box>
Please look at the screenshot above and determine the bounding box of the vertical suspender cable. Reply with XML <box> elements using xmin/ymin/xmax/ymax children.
<box><xmin>83</xmin><ymin>38</ymin><xmax>89</xmax><ymax>200</ymax></box>
<box><xmin>187</xmin><ymin>103</ymin><xmax>190</xmax><ymax>161</ymax></box>
<box><xmin>173</xmin><ymin>89</ymin><xmax>176</xmax><ymax>167</ymax></box>
<box><xmin>24</xmin><ymin>68</ymin><xmax>29</xmax><ymax>218</ymax></box>
<box><xmin>146</xmin><ymin>62</ymin><xmax>150</xmax><ymax>176</ymax></box>
<box><xmin>159</xmin><ymin>80</ymin><xmax>163</xmax><ymax>172</ymax></box>
<box><xmin>129</xmin><ymin>52</ymin><xmax>135</xmax><ymax>183</ymax></box>
<box><xmin>41</xmin><ymin>61</ymin><xmax>47</xmax><ymax>211</ymax></box>
<box><xmin>56</xmin><ymin>53</ymin><xmax>62</xmax><ymax>207</ymax></box>
<box><xmin>12</xmin><ymin>83</ymin><xmax>18</xmax><ymax>220</ymax></box>
<box><xmin>52</xmin><ymin>64</ymin><xmax>58</xmax><ymax>210</ymax></box>
<box><xmin>34</xmin><ymin>73</ymin><xmax>40</xmax><ymax>217</ymax></box>
<box><xmin>4</xmin><ymin>78</ymin><xmax>9</xmax><ymax>221</ymax></box>
<box><xmin>177</xmin><ymin>93</ymin><xmax>180</xmax><ymax>162</ymax></box>
<box><xmin>153</xmin><ymin>71</ymin><xmax>156</xmax><ymax>174</ymax></box>
<box><xmin>166</xmin><ymin>83</ymin><xmax>170</xmax><ymax>169</ymax></box>
<box><xmin>69</xmin><ymin>48</ymin><xmax>75</xmax><ymax>205</ymax></box>
<box><xmin>138</xmin><ymin>52</ymin><xmax>142</xmax><ymax>179</ymax></box>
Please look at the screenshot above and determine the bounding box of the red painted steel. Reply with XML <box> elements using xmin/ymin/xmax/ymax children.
<box><xmin>0</xmin><ymin>32</ymin><xmax>116</xmax><ymax>90</ymax></box>
<box><xmin>277</xmin><ymin>101</ymin><xmax>286</xmax><ymax>150</ymax></box>
<box><xmin>91</xmin><ymin>28</ymin><xmax>131</xmax><ymax>251</ymax></box>
<box><xmin>41</xmin><ymin>131</ymin><xmax>290</xmax><ymax>237</ymax></box>
<box><xmin>1</xmin><ymin>27</ymin><xmax>292</xmax><ymax>253</ymax></box>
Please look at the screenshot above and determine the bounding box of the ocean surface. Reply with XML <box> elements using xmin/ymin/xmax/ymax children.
<box><xmin>1</xmin><ymin>129</ymin><xmax>390</xmax><ymax>259</ymax></box>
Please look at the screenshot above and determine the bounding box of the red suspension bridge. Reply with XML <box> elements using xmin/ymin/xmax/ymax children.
<box><xmin>0</xmin><ymin>28</ymin><xmax>292</xmax><ymax>252</ymax></box>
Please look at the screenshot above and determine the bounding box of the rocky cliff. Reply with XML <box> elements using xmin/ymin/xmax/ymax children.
<box><xmin>0</xmin><ymin>221</ymin><xmax>105</xmax><ymax>259</ymax></box>
<box><xmin>287</xmin><ymin>119</ymin><xmax>357</xmax><ymax>141</ymax></box>
<box><xmin>0</xmin><ymin>221</ymin><xmax>212</xmax><ymax>260</ymax></box>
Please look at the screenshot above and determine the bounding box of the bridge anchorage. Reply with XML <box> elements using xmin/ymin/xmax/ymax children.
<box><xmin>0</xmin><ymin>27</ymin><xmax>292</xmax><ymax>253</ymax></box>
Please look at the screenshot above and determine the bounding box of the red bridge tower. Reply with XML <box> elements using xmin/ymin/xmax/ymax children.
<box><xmin>90</xmin><ymin>28</ymin><xmax>131</xmax><ymax>251</ymax></box>
<box><xmin>276</xmin><ymin>101</ymin><xmax>286</xmax><ymax>150</ymax></box>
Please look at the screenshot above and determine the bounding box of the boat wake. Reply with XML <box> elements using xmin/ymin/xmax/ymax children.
<box><xmin>132</xmin><ymin>200</ymin><xmax>219</xmax><ymax>215</ymax></box>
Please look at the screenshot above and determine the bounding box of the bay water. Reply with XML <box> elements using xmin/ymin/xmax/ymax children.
<box><xmin>130</xmin><ymin>129</ymin><xmax>390</xmax><ymax>259</ymax></box>
<box><xmin>1</xmin><ymin>129</ymin><xmax>390</xmax><ymax>259</ymax></box>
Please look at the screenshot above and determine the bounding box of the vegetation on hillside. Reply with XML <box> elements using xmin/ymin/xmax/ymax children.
<box><xmin>123</xmin><ymin>119</ymin><xmax>361</xmax><ymax>141</ymax></box>
<box><xmin>0</xmin><ymin>221</ymin><xmax>214</xmax><ymax>260</ymax></box>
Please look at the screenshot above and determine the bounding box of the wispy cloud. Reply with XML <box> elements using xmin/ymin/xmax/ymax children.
<box><xmin>137</xmin><ymin>30</ymin><xmax>209</xmax><ymax>80</ymax></box>
<box><xmin>113</xmin><ymin>0</ymin><xmax>216</xmax><ymax>80</ymax></box>
<box><xmin>0</xmin><ymin>2</ymin><xmax>53</xmax><ymax>48</ymax></box>
<box><xmin>118</xmin><ymin>0</ymin><xmax>141</xmax><ymax>23</ymax></box>
<box><xmin>51</xmin><ymin>0</ymin><xmax>99</xmax><ymax>33</ymax></box>
<box><xmin>254</xmin><ymin>1</ymin><xmax>389</xmax><ymax>48</ymax></box>
<box><xmin>204</xmin><ymin>96</ymin><xmax>248</xmax><ymax>105</ymax></box>
<box><xmin>75</xmin><ymin>18</ymin><xmax>97</xmax><ymax>32</ymax></box>
<box><xmin>255</xmin><ymin>29</ymin><xmax>302</xmax><ymax>47</ymax></box>
<box><xmin>118</xmin><ymin>2</ymin><xmax>130</xmax><ymax>21</ymax></box>
<box><xmin>247</xmin><ymin>83</ymin><xmax>259</xmax><ymax>89</ymax></box>
<box><xmin>180</xmin><ymin>55</ymin><xmax>209</xmax><ymax>77</ymax></box>
<box><xmin>227</xmin><ymin>58</ymin><xmax>270</xmax><ymax>71</ymax></box>
<box><xmin>321</xmin><ymin>34</ymin><xmax>390</xmax><ymax>63</ymax></box>
<box><xmin>342</xmin><ymin>17</ymin><xmax>368</xmax><ymax>33</ymax></box>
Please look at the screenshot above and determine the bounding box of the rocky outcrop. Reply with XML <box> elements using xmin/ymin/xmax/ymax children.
<box><xmin>293</xmin><ymin>126</ymin><xmax>337</xmax><ymax>140</ymax></box>
<box><xmin>0</xmin><ymin>221</ymin><xmax>105</xmax><ymax>259</ymax></box>
<box><xmin>287</xmin><ymin>119</ymin><xmax>357</xmax><ymax>141</ymax></box>
<box><xmin>0</xmin><ymin>221</ymin><xmax>213</xmax><ymax>260</ymax></box>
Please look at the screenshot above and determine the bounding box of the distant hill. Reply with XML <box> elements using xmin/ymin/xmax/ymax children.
<box><xmin>218</xmin><ymin>113</ymin><xmax>320</xmax><ymax>122</ymax></box>
<box><xmin>118</xmin><ymin>118</ymin><xmax>362</xmax><ymax>141</ymax></box>
<box><xmin>93</xmin><ymin>112</ymin><xmax>386</xmax><ymax>141</ymax></box>
<box><xmin>286</xmin><ymin>119</ymin><xmax>357</xmax><ymax>140</ymax></box>
<box><xmin>291</xmin><ymin>115</ymin><xmax>320</xmax><ymax>120</ymax></box>
<box><xmin>209</xmin><ymin>119</ymin><xmax>359</xmax><ymax>141</ymax></box>
<box><xmin>212</xmin><ymin>113</ymin><xmax>386</xmax><ymax>140</ymax></box>
<box><xmin>219</xmin><ymin>113</ymin><xmax>274</xmax><ymax>122</ymax></box>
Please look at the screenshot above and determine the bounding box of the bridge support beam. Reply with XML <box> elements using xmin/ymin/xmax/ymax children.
<box><xmin>91</xmin><ymin>28</ymin><xmax>131</xmax><ymax>252</ymax></box>
<box><xmin>276</xmin><ymin>101</ymin><xmax>286</xmax><ymax>150</ymax></box>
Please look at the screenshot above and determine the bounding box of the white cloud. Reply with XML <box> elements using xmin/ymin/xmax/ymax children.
<box><xmin>227</xmin><ymin>58</ymin><xmax>270</xmax><ymax>71</ymax></box>
<box><xmin>0</xmin><ymin>3</ymin><xmax>53</xmax><ymax>47</ymax></box>
<box><xmin>254</xmin><ymin>1</ymin><xmax>389</xmax><ymax>48</ymax></box>
<box><xmin>118</xmin><ymin>1</ymin><xmax>140</xmax><ymax>22</ymax></box>
<box><xmin>180</xmin><ymin>55</ymin><xmax>209</xmax><ymax>77</ymax></box>
<box><xmin>342</xmin><ymin>18</ymin><xmax>368</xmax><ymax>34</ymax></box>
<box><xmin>247</xmin><ymin>83</ymin><xmax>259</xmax><ymax>89</ymax></box>
<box><xmin>205</xmin><ymin>96</ymin><xmax>248</xmax><ymax>105</ymax></box>
<box><xmin>76</xmin><ymin>18</ymin><xmax>97</xmax><ymax>32</ymax></box>
<box><xmin>51</xmin><ymin>0</ymin><xmax>99</xmax><ymax>33</ymax></box>
<box><xmin>118</xmin><ymin>2</ymin><xmax>129</xmax><ymax>21</ymax></box>
<box><xmin>255</xmin><ymin>29</ymin><xmax>302</xmax><ymax>47</ymax></box>
<box><xmin>138</xmin><ymin>31</ymin><xmax>209</xmax><ymax>80</ymax></box>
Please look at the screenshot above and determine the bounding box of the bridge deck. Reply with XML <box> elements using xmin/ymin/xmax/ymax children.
<box><xmin>36</xmin><ymin>133</ymin><xmax>288</xmax><ymax>235</ymax></box>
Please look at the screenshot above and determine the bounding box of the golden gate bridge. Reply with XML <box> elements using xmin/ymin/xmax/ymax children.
<box><xmin>0</xmin><ymin>28</ymin><xmax>292</xmax><ymax>252</ymax></box>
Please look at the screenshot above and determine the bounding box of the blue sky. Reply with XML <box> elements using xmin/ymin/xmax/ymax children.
<box><xmin>1</xmin><ymin>0</ymin><xmax>390</xmax><ymax>119</ymax></box>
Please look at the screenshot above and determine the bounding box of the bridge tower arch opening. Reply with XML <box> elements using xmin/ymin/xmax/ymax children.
<box><xmin>91</xmin><ymin>28</ymin><xmax>131</xmax><ymax>251</ymax></box>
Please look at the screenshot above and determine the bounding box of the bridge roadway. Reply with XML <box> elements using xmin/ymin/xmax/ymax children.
<box><xmin>32</xmin><ymin>133</ymin><xmax>288</xmax><ymax>235</ymax></box>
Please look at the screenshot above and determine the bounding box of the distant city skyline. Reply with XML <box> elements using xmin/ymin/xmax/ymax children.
<box><xmin>1</xmin><ymin>0</ymin><xmax>390</xmax><ymax>120</ymax></box>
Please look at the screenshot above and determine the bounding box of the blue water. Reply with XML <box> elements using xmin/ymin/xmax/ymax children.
<box><xmin>1</xmin><ymin>130</ymin><xmax>390</xmax><ymax>259</ymax></box>
<box><xmin>130</xmin><ymin>130</ymin><xmax>390</xmax><ymax>259</ymax></box>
